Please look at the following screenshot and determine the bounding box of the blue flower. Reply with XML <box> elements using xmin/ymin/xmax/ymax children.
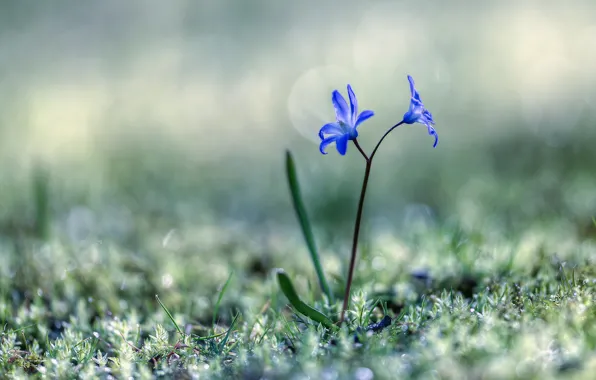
<box><xmin>402</xmin><ymin>75</ymin><xmax>438</xmax><ymax>148</ymax></box>
<box><xmin>319</xmin><ymin>85</ymin><xmax>374</xmax><ymax>155</ymax></box>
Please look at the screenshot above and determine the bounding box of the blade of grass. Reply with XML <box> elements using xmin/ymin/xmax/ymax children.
<box><xmin>155</xmin><ymin>295</ymin><xmax>183</xmax><ymax>336</ymax></box>
<box><xmin>276</xmin><ymin>269</ymin><xmax>336</xmax><ymax>331</ymax></box>
<box><xmin>4</xmin><ymin>324</ymin><xmax>36</xmax><ymax>335</ymax></box>
<box><xmin>218</xmin><ymin>312</ymin><xmax>239</xmax><ymax>354</ymax></box>
<box><xmin>285</xmin><ymin>150</ymin><xmax>333</xmax><ymax>302</ymax></box>
<box><xmin>364</xmin><ymin>298</ymin><xmax>382</xmax><ymax>326</ymax></box>
<box><xmin>256</xmin><ymin>323</ymin><xmax>273</xmax><ymax>345</ymax></box>
<box><xmin>33</xmin><ymin>164</ymin><xmax>50</xmax><ymax>240</ymax></box>
<box><xmin>277</xmin><ymin>311</ymin><xmax>298</xmax><ymax>342</ymax></box>
<box><xmin>194</xmin><ymin>331</ymin><xmax>227</xmax><ymax>341</ymax></box>
<box><xmin>213</xmin><ymin>271</ymin><xmax>234</xmax><ymax>327</ymax></box>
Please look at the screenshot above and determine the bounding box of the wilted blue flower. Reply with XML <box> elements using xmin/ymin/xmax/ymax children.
<box><xmin>319</xmin><ymin>85</ymin><xmax>374</xmax><ymax>155</ymax></box>
<box><xmin>402</xmin><ymin>75</ymin><xmax>438</xmax><ymax>148</ymax></box>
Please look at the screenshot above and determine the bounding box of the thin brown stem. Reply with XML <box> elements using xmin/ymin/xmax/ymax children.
<box><xmin>353</xmin><ymin>139</ymin><xmax>369</xmax><ymax>161</ymax></box>
<box><xmin>339</xmin><ymin>156</ymin><xmax>372</xmax><ymax>324</ymax></box>
<box><xmin>370</xmin><ymin>121</ymin><xmax>404</xmax><ymax>161</ymax></box>
<box><xmin>339</xmin><ymin>121</ymin><xmax>404</xmax><ymax>325</ymax></box>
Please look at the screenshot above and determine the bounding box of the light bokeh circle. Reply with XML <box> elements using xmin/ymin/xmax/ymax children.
<box><xmin>287</xmin><ymin>65</ymin><xmax>354</xmax><ymax>143</ymax></box>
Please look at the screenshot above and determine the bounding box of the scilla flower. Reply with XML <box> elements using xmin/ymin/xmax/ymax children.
<box><xmin>403</xmin><ymin>75</ymin><xmax>438</xmax><ymax>147</ymax></box>
<box><xmin>319</xmin><ymin>85</ymin><xmax>374</xmax><ymax>155</ymax></box>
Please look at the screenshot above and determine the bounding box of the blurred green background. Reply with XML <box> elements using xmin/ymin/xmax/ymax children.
<box><xmin>0</xmin><ymin>1</ymin><xmax>595</xmax><ymax>298</ymax></box>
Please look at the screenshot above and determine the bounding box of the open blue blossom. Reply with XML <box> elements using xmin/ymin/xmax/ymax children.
<box><xmin>402</xmin><ymin>75</ymin><xmax>438</xmax><ymax>148</ymax></box>
<box><xmin>319</xmin><ymin>85</ymin><xmax>374</xmax><ymax>155</ymax></box>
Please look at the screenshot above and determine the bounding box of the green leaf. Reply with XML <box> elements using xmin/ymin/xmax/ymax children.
<box><xmin>213</xmin><ymin>271</ymin><xmax>234</xmax><ymax>328</ymax></box>
<box><xmin>285</xmin><ymin>150</ymin><xmax>333</xmax><ymax>302</ymax></box>
<box><xmin>276</xmin><ymin>269</ymin><xmax>336</xmax><ymax>330</ymax></box>
<box><xmin>156</xmin><ymin>294</ymin><xmax>184</xmax><ymax>336</ymax></box>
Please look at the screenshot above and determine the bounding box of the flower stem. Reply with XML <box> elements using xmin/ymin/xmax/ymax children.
<box><xmin>339</xmin><ymin>121</ymin><xmax>404</xmax><ymax>325</ymax></box>
<box><xmin>370</xmin><ymin>121</ymin><xmax>404</xmax><ymax>160</ymax></box>
<box><xmin>353</xmin><ymin>138</ymin><xmax>369</xmax><ymax>161</ymax></box>
<box><xmin>339</xmin><ymin>149</ymin><xmax>371</xmax><ymax>325</ymax></box>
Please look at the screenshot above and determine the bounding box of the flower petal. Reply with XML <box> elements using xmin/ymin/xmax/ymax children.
<box><xmin>347</xmin><ymin>84</ymin><xmax>358</xmax><ymax>125</ymax></box>
<box><xmin>423</xmin><ymin>109</ymin><xmax>435</xmax><ymax>125</ymax></box>
<box><xmin>355</xmin><ymin>110</ymin><xmax>374</xmax><ymax>128</ymax></box>
<box><xmin>426</xmin><ymin>125</ymin><xmax>438</xmax><ymax>148</ymax></box>
<box><xmin>335</xmin><ymin>134</ymin><xmax>349</xmax><ymax>155</ymax></box>
<box><xmin>332</xmin><ymin>90</ymin><xmax>350</xmax><ymax>124</ymax></box>
<box><xmin>318</xmin><ymin>122</ymin><xmax>343</xmax><ymax>139</ymax></box>
<box><xmin>408</xmin><ymin>75</ymin><xmax>416</xmax><ymax>97</ymax></box>
<box><xmin>408</xmin><ymin>75</ymin><xmax>423</xmax><ymax>103</ymax></box>
<box><xmin>319</xmin><ymin>135</ymin><xmax>338</xmax><ymax>155</ymax></box>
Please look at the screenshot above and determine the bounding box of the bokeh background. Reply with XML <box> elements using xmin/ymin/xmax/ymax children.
<box><xmin>1</xmin><ymin>0</ymin><xmax>595</xmax><ymax>309</ymax></box>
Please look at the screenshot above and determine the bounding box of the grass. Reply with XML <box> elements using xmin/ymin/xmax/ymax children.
<box><xmin>2</xmin><ymin>214</ymin><xmax>595</xmax><ymax>378</ymax></box>
<box><xmin>0</xmin><ymin>133</ymin><xmax>595</xmax><ymax>379</ymax></box>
